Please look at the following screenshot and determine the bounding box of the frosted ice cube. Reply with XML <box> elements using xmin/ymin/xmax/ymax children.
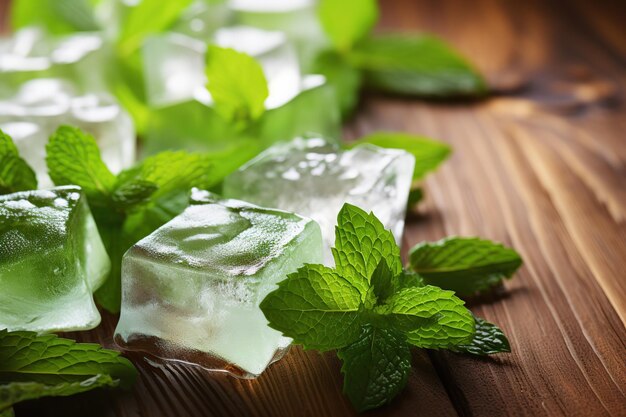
<box><xmin>0</xmin><ymin>79</ymin><xmax>136</xmax><ymax>187</ymax></box>
<box><xmin>114</xmin><ymin>191</ymin><xmax>323</xmax><ymax>377</ymax></box>
<box><xmin>0</xmin><ymin>186</ymin><xmax>110</xmax><ymax>333</ymax></box>
<box><xmin>143</xmin><ymin>27</ymin><xmax>302</xmax><ymax>109</ymax></box>
<box><xmin>0</xmin><ymin>28</ymin><xmax>107</xmax><ymax>97</ymax></box>
<box><xmin>223</xmin><ymin>138</ymin><xmax>416</xmax><ymax>263</ymax></box>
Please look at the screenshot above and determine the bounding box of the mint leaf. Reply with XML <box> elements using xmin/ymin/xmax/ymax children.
<box><xmin>260</xmin><ymin>264</ymin><xmax>363</xmax><ymax>351</ymax></box>
<box><xmin>409</xmin><ymin>237</ymin><xmax>523</xmax><ymax>296</ymax></box>
<box><xmin>332</xmin><ymin>204</ymin><xmax>403</xmax><ymax>299</ymax></box>
<box><xmin>338</xmin><ymin>325</ymin><xmax>410</xmax><ymax>412</ymax></box>
<box><xmin>111</xmin><ymin>179</ymin><xmax>158</xmax><ymax>208</ymax></box>
<box><xmin>0</xmin><ymin>406</ymin><xmax>13</xmax><ymax>417</ymax></box>
<box><xmin>0</xmin><ymin>330</ymin><xmax>136</xmax><ymax>410</ymax></box>
<box><xmin>46</xmin><ymin>125</ymin><xmax>115</xmax><ymax>205</ymax></box>
<box><xmin>318</xmin><ymin>0</ymin><xmax>378</xmax><ymax>52</ymax></box>
<box><xmin>115</xmin><ymin>151</ymin><xmax>215</xmax><ymax>202</ymax></box>
<box><xmin>10</xmin><ymin>0</ymin><xmax>99</xmax><ymax>34</ymax></box>
<box><xmin>312</xmin><ymin>51</ymin><xmax>362</xmax><ymax>117</ymax></box>
<box><xmin>451</xmin><ymin>317</ymin><xmax>511</xmax><ymax>355</ymax></box>
<box><xmin>0</xmin><ymin>129</ymin><xmax>37</xmax><ymax>194</ymax></box>
<box><xmin>351</xmin><ymin>132</ymin><xmax>451</xmax><ymax>180</ymax></box>
<box><xmin>1</xmin><ymin>376</ymin><xmax>115</xmax><ymax>412</ymax></box>
<box><xmin>117</xmin><ymin>0</ymin><xmax>193</xmax><ymax>55</ymax></box>
<box><xmin>349</xmin><ymin>35</ymin><xmax>487</xmax><ymax>97</ymax></box>
<box><xmin>381</xmin><ymin>286</ymin><xmax>475</xmax><ymax>348</ymax></box>
<box><xmin>205</xmin><ymin>46</ymin><xmax>269</xmax><ymax>125</ymax></box>
<box><xmin>370</xmin><ymin>260</ymin><xmax>395</xmax><ymax>305</ymax></box>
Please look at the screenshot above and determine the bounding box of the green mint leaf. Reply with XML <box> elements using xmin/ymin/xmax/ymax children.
<box><xmin>351</xmin><ymin>132</ymin><xmax>451</xmax><ymax>180</ymax></box>
<box><xmin>111</xmin><ymin>179</ymin><xmax>159</xmax><ymax>208</ymax></box>
<box><xmin>381</xmin><ymin>286</ymin><xmax>475</xmax><ymax>348</ymax></box>
<box><xmin>1</xmin><ymin>376</ymin><xmax>115</xmax><ymax>412</ymax></box>
<box><xmin>349</xmin><ymin>35</ymin><xmax>487</xmax><ymax>97</ymax></box>
<box><xmin>312</xmin><ymin>50</ymin><xmax>362</xmax><ymax>118</ymax></box>
<box><xmin>117</xmin><ymin>0</ymin><xmax>193</xmax><ymax>55</ymax></box>
<box><xmin>0</xmin><ymin>405</ymin><xmax>13</xmax><ymax>417</ymax></box>
<box><xmin>205</xmin><ymin>45</ymin><xmax>269</xmax><ymax>124</ymax></box>
<box><xmin>0</xmin><ymin>330</ymin><xmax>137</xmax><ymax>410</ymax></box>
<box><xmin>332</xmin><ymin>204</ymin><xmax>403</xmax><ymax>300</ymax></box>
<box><xmin>338</xmin><ymin>325</ymin><xmax>410</xmax><ymax>412</ymax></box>
<box><xmin>370</xmin><ymin>260</ymin><xmax>395</xmax><ymax>305</ymax></box>
<box><xmin>46</xmin><ymin>125</ymin><xmax>115</xmax><ymax>205</ymax></box>
<box><xmin>407</xmin><ymin>187</ymin><xmax>424</xmax><ymax>208</ymax></box>
<box><xmin>396</xmin><ymin>270</ymin><xmax>425</xmax><ymax>290</ymax></box>
<box><xmin>115</xmin><ymin>150</ymin><xmax>215</xmax><ymax>202</ymax></box>
<box><xmin>451</xmin><ymin>317</ymin><xmax>511</xmax><ymax>355</ymax></box>
<box><xmin>318</xmin><ymin>0</ymin><xmax>378</xmax><ymax>52</ymax></box>
<box><xmin>409</xmin><ymin>237</ymin><xmax>523</xmax><ymax>296</ymax></box>
<box><xmin>0</xmin><ymin>129</ymin><xmax>37</xmax><ymax>194</ymax></box>
<box><xmin>260</xmin><ymin>264</ymin><xmax>363</xmax><ymax>351</ymax></box>
<box><xmin>10</xmin><ymin>0</ymin><xmax>98</xmax><ymax>34</ymax></box>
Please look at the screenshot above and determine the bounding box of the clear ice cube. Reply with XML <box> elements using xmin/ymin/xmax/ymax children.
<box><xmin>0</xmin><ymin>186</ymin><xmax>110</xmax><ymax>333</ymax></box>
<box><xmin>143</xmin><ymin>27</ymin><xmax>302</xmax><ymax>109</ymax></box>
<box><xmin>223</xmin><ymin>138</ymin><xmax>416</xmax><ymax>263</ymax></box>
<box><xmin>0</xmin><ymin>28</ymin><xmax>108</xmax><ymax>97</ymax></box>
<box><xmin>228</xmin><ymin>0</ymin><xmax>328</xmax><ymax>71</ymax></box>
<box><xmin>0</xmin><ymin>78</ymin><xmax>136</xmax><ymax>187</ymax></box>
<box><xmin>114</xmin><ymin>191</ymin><xmax>323</xmax><ymax>377</ymax></box>
<box><xmin>141</xmin><ymin>30</ymin><xmax>339</xmax><ymax>155</ymax></box>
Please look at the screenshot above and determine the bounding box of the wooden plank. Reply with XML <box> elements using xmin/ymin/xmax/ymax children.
<box><xmin>6</xmin><ymin>0</ymin><xmax>626</xmax><ymax>416</ymax></box>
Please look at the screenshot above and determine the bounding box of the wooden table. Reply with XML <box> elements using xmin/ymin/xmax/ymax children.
<box><xmin>7</xmin><ymin>0</ymin><xmax>626</xmax><ymax>415</ymax></box>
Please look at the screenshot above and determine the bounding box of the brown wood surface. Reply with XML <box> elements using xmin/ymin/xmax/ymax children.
<box><xmin>5</xmin><ymin>0</ymin><xmax>626</xmax><ymax>416</ymax></box>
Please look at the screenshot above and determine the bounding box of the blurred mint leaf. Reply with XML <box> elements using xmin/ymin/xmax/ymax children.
<box><xmin>338</xmin><ymin>325</ymin><xmax>410</xmax><ymax>412</ymax></box>
<box><xmin>46</xmin><ymin>125</ymin><xmax>116</xmax><ymax>206</ymax></box>
<box><xmin>260</xmin><ymin>264</ymin><xmax>363</xmax><ymax>351</ymax></box>
<box><xmin>0</xmin><ymin>329</ymin><xmax>136</xmax><ymax>411</ymax></box>
<box><xmin>350</xmin><ymin>35</ymin><xmax>487</xmax><ymax>97</ymax></box>
<box><xmin>451</xmin><ymin>317</ymin><xmax>511</xmax><ymax>355</ymax></box>
<box><xmin>409</xmin><ymin>237</ymin><xmax>523</xmax><ymax>296</ymax></box>
<box><xmin>312</xmin><ymin>51</ymin><xmax>363</xmax><ymax>118</ymax></box>
<box><xmin>318</xmin><ymin>0</ymin><xmax>378</xmax><ymax>52</ymax></box>
<box><xmin>117</xmin><ymin>0</ymin><xmax>193</xmax><ymax>55</ymax></box>
<box><xmin>0</xmin><ymin>129</ymin><xmax>37</xmax><ymax>195</ymax></box>
<box><xmin>205</xmin><ymin>46</ymin><xmax>268</xmax><ymax>125</ymax></box>
<box><xmin>111</xmin><ymin>179</ymin><xmax>159</xmax><ymax>208</ymax></box>
<box><xmin>11</xmin><ymin>0</ymin><xmax>99</xmax><ymax>34</ymax></box>
<box><xmin>351</xmin><ymin>132</ymin><xmax>451</xmax><ymax>180</ymax></box>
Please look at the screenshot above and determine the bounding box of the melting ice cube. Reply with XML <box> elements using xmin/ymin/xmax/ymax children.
<box><xmin>0</xmin><ymin>186</ymin><xmax>110</xmax><ymax>333</ymax></box>
<box><xmin>223</xmin><ymin>137</ymin><xmax>416</xmax><ymax>263</ymax></box>
<box><xmin>114</xmin><ymin>191</ymin><xmax>323</xmax><ymax>377</ymax></box>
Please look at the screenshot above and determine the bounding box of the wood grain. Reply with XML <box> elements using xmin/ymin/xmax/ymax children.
<box><xmin>6</xmin><ymin>0</ymin><xmax>626</xmax><ymax>416</ymax></box>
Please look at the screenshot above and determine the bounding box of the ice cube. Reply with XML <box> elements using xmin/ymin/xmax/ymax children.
<box><xmin>114</xmin><ymin>191</ymin><xmax>323</xmax><ymax>377</ymax></box>
<box><xmin>142</xmin><ymin>30</ymin><xmax>339</xmax><ymax>155</ymax></box>
<box><xmin>0</xmin><ymin>28</ymin><xmax>107</xmax><ymax>97</ymax></box>
<box><xmin>228</xmin><ymin>0</ymin><xmax>328</xmax><ymax>71</ymax></box>
<box><xmin>0</xmin><ymin>186</ymin><xmax>110</xmax><ymax>333</ymax></box>
<box><xmin>0</xmin><ymin>78</ymin><xmax>136</xmax><ymax>187</ymax></box>
<box><xmin>223</xmin><ymin>138</ymin><xmax>416</xmax><ymax>263</ymax></box>
<box><xmin>143</xmin><ymin>27</ymin><xmax>302</xmax><ymax>109</ymax></box>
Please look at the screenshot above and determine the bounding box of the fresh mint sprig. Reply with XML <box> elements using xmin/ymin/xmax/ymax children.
<box><xmin>260</xmin><ymin>204</ymin><xmax>518</xmax><ymax>411</ymax></box>
<box><xmin>45</xmin><ymin>125</ymin><xmax>222</xmax><ymax>313</ymax></box>
<box><xmin>0</xmin><ymin>329</ymin><xmax>137</xmax><ymax>416</ymax></box>
<box><xmin>0</xmin><ymin>129</ymin><xmax>37</xmax><ymax>195</ymax></box>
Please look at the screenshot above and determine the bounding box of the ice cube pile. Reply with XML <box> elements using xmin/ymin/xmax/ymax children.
<box><xmin>114</xmin><ymin>191</ymin><xmax>323</xmax><ymax>377</ymax></box>
<box><xmin>0</xmin><ymin>78</ymin><xmax>136</xmax><ymax>186</ymax></box>
<box><xmin>142</xmin><ymin>26</ymin><xmax>339</xmax><ymax>155</ymax></box>
<box><xmin>223</xmin><ymin>137</ymin><xmax>416</xmax><ymax>263</ymax></box>
<box><xmin>0</xmin><ymin>186</ymin><xmax>110</xmax><ymax>333</ymax></box>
